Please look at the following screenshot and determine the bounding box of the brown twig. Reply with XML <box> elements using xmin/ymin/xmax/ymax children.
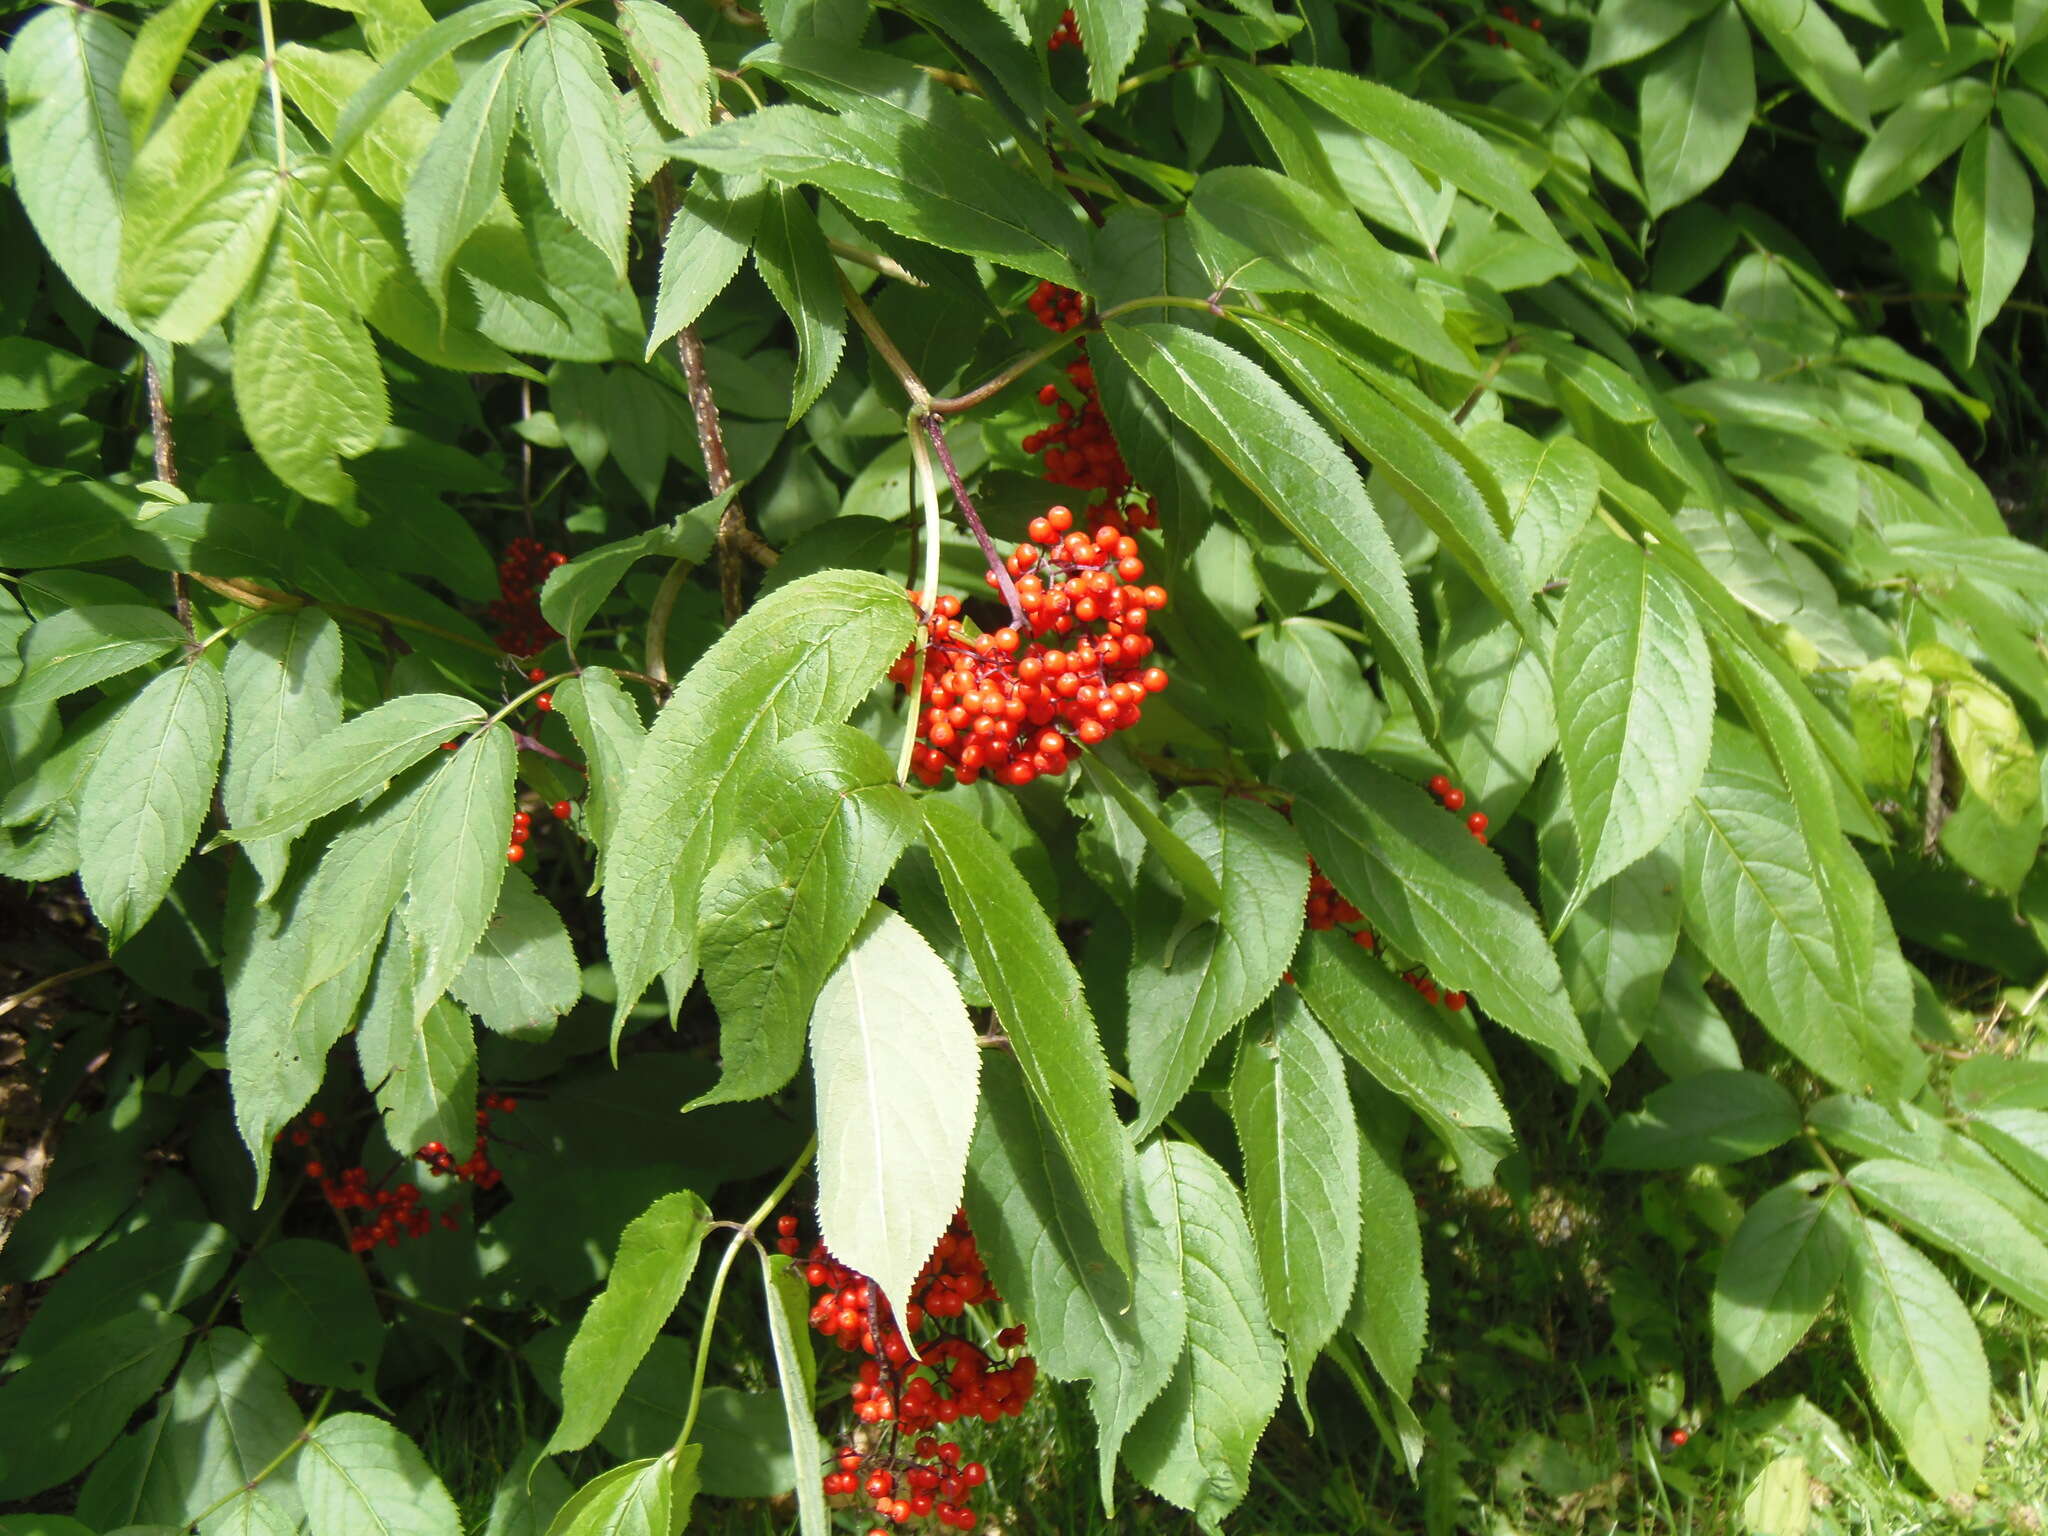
<box><xmin>1922</xmin><ymin>707</ymin><xmax>1950</xmax><ymax>858</ymax></box>
<box><xmin>145</xmin><ymin>360</ymin><xmax>195</xmax><ymax>645</ymax></box>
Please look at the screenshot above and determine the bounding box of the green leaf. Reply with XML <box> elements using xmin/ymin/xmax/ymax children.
<box><xmin>1970</xmin><ymin>1109</ymin><xmax>2048</xmax><ymax>1203</ymax></box>
<box><xmin>1231</xmin><ymin>993</ymin><xmax>1361</xmax><ymax>1398</ymax></box>
<box><xmin>1713</xmin><ymin>1176</ymin><xmax>1850</xmax><ymax>1399</ymax></box>
<box><xmin>223</xmin><ymin>693</ymin><xmax>485</xmax><ymax>846</ymax></box>
<box><xmin>0</xmin><ymin>1312</ymin><xmax>191</xmax><ymax>1501</ymax></box>
<box><xmin>1955</xmin><ymin>127</ymin><xmax>2034</xmax><ymax>363</ymax></box>
<box><xmin>301</xmin><ymin>1414</ymin><xmax>462</xmax><ymax>1536</ymax></box>
<box><xmin>1735</xmin><ymin>0</ymin><xmax>1869</xmax><ymax>130</ymax></box>
<box><xmin>545</xmin><ymin>1190</ymin><xmax>712</xmax><ymax>1455</ymax></box>
<box><xmin>1603</xmin><ymin>1069</ymin><xmax>1801</xmax><ymax>1168</ymax></box>
<box><xmin>543</xmin><ymin>1449</ymin><xmax>698</xmax><ymax>1536</ymax></box>
<box><xmin>1585</xmin><ymin>0</ymin><xmax>1722</xmax><ymax>70</ymax></box>
<box><xmin>2002</xmin><ymin>89</ymin><xmax>2048</xmax><ymax>184</ymax></box>
<box><xmin>1190</xmin><ymin>172</ymin><xmax>1472</xmax><ymax>376</ymax></box>
<box><xmin>239</xmin><ymin>1239</ymin><xmax>386</xmax><ymax>1391</ymax></box>
<box><xmin>1275</xmin><ymin>65</ymin><xmax>1566</xmax><ymax>250</ymax></box>
<box><xmin>405</xmin><ymin>42</ymin><xmax>522</xmax><ymax>303</ymax></box>
<box><xmin>119</xmin><ymin>55</ymin><xmax>262</xmax><ymax>299</ymax></box>
<box><xmin>672</xmin><ymin>103</ymin><xmax>1081</xmax><ymax>287</ymax></box>
<box><xmin>222</xmin><ymin>611</ymin><xmax>345</xmax><ymax>892</ymax></box>
<box><xmin>922</xmin><ymin>795</ymin><xmax>1132</xmax><ymax>1276</ymax></box>
<box><xmin>1847</xmin><ymin>1158</ymin><xmax>2048</xmax><ymax>1320</ymax></box>
<box><xmin>1551</xmin><ymin>537</ymin><xmax>1713</xmax><ymax>916</ymax></box>
<box><xmin>7</xmin><ymin>605</ymin><xmax>186</xmax><ymax>707</ymax></box>
<box><xmin>647</xmin><ymin>172</ymin><xmax>765</xmax><ymax>359</ymax></box>
<box><xmin>1932</xmin><ymin>663</ymin><xmax>2039</xmax><ymax>825</ymax></box>
<box><xmin>485</xmin><ymin>1442</ymin><xmax>572</xmax><ymax>1536</ymax></box>
<box><xmin>753</xmin><ymin>188</ymin><xmax>847</xmax><ymax>424</ymax></box>
<box><xmin>1843</xmin><ymin>1216</ymin><xmax>1990</xmax><ymax>1498</ymax></box>
<box><xmin>1281</xmin><ymin>751</ymin><xmax>1599</xmax><ymax>1078</ymax></box>
<box><xmin>1844</xmin><ymin>79</ymin><xmax>1994</xmax><ymax>217</ymax></box>
<box><xmin>8</xmin><ymin>1220</ymin><xmax>231</xmax><ymax>1375</ymax></box>
<box><xmin>1074</xmin><ymin>0</ymin><xmax>1147</xmax><ymax>98</ymax></box>
<box><xmin>329</xmin><ymin>0</ymin><xmax>540</xmax><ymax>166</ymax></box>
<box><xmin>119</xmin><ymin>0</ymin><xmax>217</xmax><ymax>138</ymax></box>
<box><xmin>811</xmin><ymin>902</ymin><xmax>980</xmax><ymax>1330</ymax></box>
<box><xmin>356</xmin><ymin>947</ymin><xmax>477</xmax><ymax>1159</ymax></box>
<box><xmin>1435</xmin><ymin>592</ymin><xmax>1553</xmax><ymax>822</ymax></box>
<box><xmin>1348</xmin><ymin>1079</ymin><xmax>1426</xmax><ymax>1398</ymax></box>
<box><xmin>127</xmin><ymin>160</ymin><xmax>286</xmax><ymax>346</ymax></box>
<box><xmin>80</xmin><ymin>1326</ymin><xmax>303</xmax><ymax>1532</ymax></box>
<box><xmin>1127</xmin><ymin>790</ymin><xmax>1306</xmax><ymax>1137</ymax></box>
<box><xmin>1104</xmin><ymin>322</ymin><xmax>1434</xmax><ymax>729</ymax></box>
<box><xmin>550</xmin><ymin>666</ymin><xmax>643</xmax><ymax>878</ymax></box>
<box><xmin>1640</xmin><ymin>2</ymin><xmax>1755</xmax><ymax>217</ymax></box>
<box><xmin>619</xmin><ymin>1</ymin><xmax>711</xmax><ymax>135</ymax></box>
<box><xmin>1123</xmin><ymin>1142</ymin><xmax>1285</xmax><ymax>1533</ymax></box>
<box><xmin>695</xmin><ymin>726</ymin><xmax>919</xmax><ymax>1107</ymax></box>
<box><xmin>1679</xmin><ymin>737</ymin><xmax>1907</xmax><ymax>1094</ymax></box>
<box><xmin>232</xmin><ymin>198</ymin><xmax>391</xmax><ymax>510</ymax></box>
<box><xmin>1239</xmin><ymin>317</ymin><xmax>1536</xmax><ymax>640</ymax></box>
<box><xmin>405</xmin><ymin>723</ymin><xmax>516</xmax><ymax>1017</ymax></box>
<box><xmin>964</xmin><ymin>1052</ymin><xmax>1184</xmax><ymax>1509</ymax></box>
<box><xmin>5</xmin><ymin>7</ymin><xmax>139</xmax><ymax>334</ymax></box>
<box><xmin>451</xmin><ymin>868</ymin><xmax>581</xmax><ymax>1035</ymax></box>
<box><xmin>1294</xmin><ymin>937</ymin><xmax>1515</xmax><ymax>1186</ymax></box>
<box><xmin>1256</xmin><ymin>620</ymin><xmax>1382</xmax><ymax>754</ymax></box>
<box><xmin>1075</xmin><ymin>746</ymin><xmax>1225</xmax><ymax>912</ymax></box>
<box><xmin>601</xmin><ymin>569</ymin><xmax>915</xmax><ymax>1036</ymax></box>
<box><xmin>519</xmin><ymin>16</ymin><xmax>631</xmax><ymax>274</ymax></box>
<box><xmin>758</xmin><ymin>1251</ymin><xmax>828</xmax><ymax>1536</ymax></box>
<box><xmin>78</xmin><ymin>660</ymin><xmax>227</xmax><ymax>948</ymax></box>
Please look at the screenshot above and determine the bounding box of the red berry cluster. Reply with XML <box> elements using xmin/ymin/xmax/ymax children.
<box><xmin>505</xmin><ymin>797</ymin><xmax>572</xmax><ymax>864</ymax></box>
<box><xmin>488</xmin><ymin>537</ymin><xmax>566</xmax><ymax>657</ymax></box>
<box><xmin>1047</xmin><ymin>8</ymin><xmax>1081</xmax><ymax>51</ymax></box>
<box><xmin>892</xmin><ymin>508</ymin><xmax>1169</xmax><ymax>787</ymax></box>
<box><xmin>280</xmin><ymin>1095</ymin><xmax>515</xmax><ymax>1253</ymax></box>
<box><xmin>797</xmin><ymin>1210</ymin><xmax>1036</xmax><ymax>1535</ymax></box>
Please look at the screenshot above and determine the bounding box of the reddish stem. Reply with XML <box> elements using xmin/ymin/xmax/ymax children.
<box><xmin>923</xmin><ymin>413</ymin><xmax>1026</xmax><ymax>633</ymax></box>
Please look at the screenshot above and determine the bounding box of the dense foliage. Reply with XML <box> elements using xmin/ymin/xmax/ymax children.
<box><xmin>5</xmin><ymin>0</ymin><xmax>2048</xmax><ymax>1531</ymax></box>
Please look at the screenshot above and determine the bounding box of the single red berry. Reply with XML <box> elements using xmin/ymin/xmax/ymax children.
<box><xmin>1444</xmin><ymin>991</ymin><xmax>1467</xmax><ymax>1011</ymax></box>
<box><xmin>308</xmin><ymin>1111</ymin><xmax>328</xmax><ymax>1128</ymax></box>
<box><xmin>506</xmin><ymin>844</ymin><xmax>525</xmax><ymax>863</ymax></box>
<box><xmin>527</xmin><ymin>666</ymin><xmax>547</xmax><ymax>683</ymax></box>
<box><xmin>535</xmin><ymin>692</ymin><xmax>553</xmax><ymax>712</ymax></box>
<box><xmin>1428</xmin><ymin>774</ymin><xmax>1451</xmax><ymax>797</ymax></box>
<box><xmin>1466</xmin><ymin>811</ymin><xmax>1489</xmax><ymax>835</ymax></box>
<box><xmin>777</xmin><ymin>1214</ymin><xmax>798</xmax><ymax>1236</ymax></box>
<box><xmin>1442</xmin><ymin>787</ymin><xmax>1466</xmax><ymax>811</ymax></box>
<box><xmin>513</xmin><ymin>811</ymin><xmax>533</xmax><ymax>829</ymax></box>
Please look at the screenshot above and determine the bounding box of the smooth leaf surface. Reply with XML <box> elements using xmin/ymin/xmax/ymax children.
<box><xmin>450</xmin><ymin>868</ymin><xmax>581</xmax><ymax>1036</ymax></box>
<box><xmin>78</xmin><ymin>660</ymin><xmax>226</xmax><ymax>947</ymax></box>
<box><xmin>1713</xmin><ymin>1177</ymin><xmax>1849</xmax><ymax>1399</ymax></box>
<box><xmin>8</xmin><ymin>605</ymin><xmax>186</xmax><ymax>707</ymax></box>
<box><xmin>239</xmin><ymin>1239</ymin><xmax>384</xmax><ymax>1391</ymax></box>
<box><xmin>1602</xmin><ymin>1069</ymin><xmax>1800</xmax><ymax>1168</ymax></box>
<box><xmin>301</xmin><ymin>1414</ymin><xmax>462</xmax><ymax>1536</ymax></box>
<box><xmin>1552</xmin><ymin>536</ymin><xmax>1713</xmax><ymax>912</ymax></box>
<box><xmin>811</xmin><ymin>903</ymin><xmax>980</xmax><ymax>1331</ymax></box>
<box><xmin>1640</xmin><ymin>3</ymin><xmax>1754</xmax><ymax>216</ymax></box>
<box><xmin>1844</xmin><ymin>79</ymin><xmax>1994</xmax><ymax>215</ymax></box>
<box><xmin>1231</xmin><ymin>993</ymin><xmax>1362</xmax><ymax>1393</ymax></box>
<box><xmin>545</xmin><ymin>1190</ymin><xmax>712</xmax><ymax>1455</ymax></box>
<box><xmin>0</xmin><ymin>1312</ymin><xmax>190</xmax><ymax>1501</ymax></box>
<box><xmin>1843</xmin><ymin>1217</ymin><xmax>1990</xmax><ymax>1498</ymax></box>
<box><xmin>1848</xmin><ymin>1158</ymin><xmax>2048</xmax><ymax>1319</ymax></box>
<box><xmin>519</xmin><ymin>17</ymin><xmax>631</xmax><ymax>273</ymax></box>
<box><xmin>405</xmin><ymin>723</ymin><xmax>516</xmax><ymax>1020</ymax></box>
<box><xmin>1956</xmin><ymin>126</ymin><xmax>2036</xmax><ymax>363</ymax></box>
<box><xmin>222</xmin><ymin>611</ymin><xmax>345</xmax><ymax>893</ymax></box>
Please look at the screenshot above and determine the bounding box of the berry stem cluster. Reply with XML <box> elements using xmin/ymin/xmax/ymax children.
<box><xmin>281</xmin><ymin>1094</ymin><xmax>517</xmax><ymax>1253</ymax></box>
<box><xmin>488</xmin><ymin>537</ymin><xmax>566</xmax><ymax>657</ymax></box>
